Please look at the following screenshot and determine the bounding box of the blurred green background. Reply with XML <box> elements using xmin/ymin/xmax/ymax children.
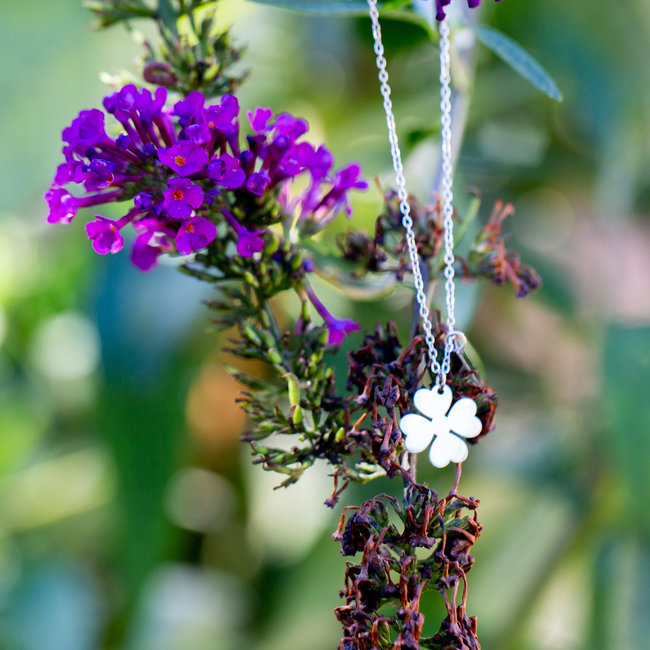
<box><xmin>1</xmin><ymin>0</ymin><xmax>649</xmax><ymax>648</ymax></box>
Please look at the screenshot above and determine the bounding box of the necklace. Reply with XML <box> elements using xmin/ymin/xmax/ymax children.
<box><xmin>367</xmin><ymin>1</ymin><xmax>482</xmax><ymax>469</ymax></box>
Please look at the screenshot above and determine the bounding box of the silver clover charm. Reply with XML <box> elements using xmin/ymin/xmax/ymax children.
<box><xmin>399</xmin><ymin>385</ymin><xmax>482</xmax><ymax>468</ymax></box>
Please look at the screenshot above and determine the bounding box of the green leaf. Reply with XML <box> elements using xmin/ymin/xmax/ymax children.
<box><xmin>603</xmin><ymin>324</ymin><xmax>650</xmax><ymax>534</ymax></box>
<box><xmin>454</xmin><ymin>192</ymin><xmax>481</xmax><ymax>247</ymax></box>
<box><xmin>472</xmin><ymin>25</ymin><xmax>563</xmax><ymax>102</ymax></box>
<box><xmin>246</xmin><ymin>0</ymin><xmax>434</xmax><ymax>36</ymax></box>
<box><xmin>247</xmin><ymin>0</ymin><xmax>406</xmax><ymax>16</ymax></box>
<box><xmin>590</xmin><ymin>538</ymin><xmax>650</xmax><ymax>649</ymax></box>
<box><xmin>157</xmin><ymin>0</ymin><xmax>179</xmax><ymax>35</ymax></box>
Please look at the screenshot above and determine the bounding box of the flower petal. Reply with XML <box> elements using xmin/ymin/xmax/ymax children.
<box><xmin>400</xmin><ymin>413</ymin><xmax>435</xmax><ymax>453</ymax></box>
<box><xmin>414</xmin><ymin>385</ymin><xmax>453</xmax><ymax>420</ymax></box>
<box><xmin>429</xmin><ymin>433</ymin><xmax>468</xmax><ymax>468</ymax></box>
<box><xmin>446</xmin><ymin>397</ymin><xmax>482</xmax><ymax>439</ymax></box>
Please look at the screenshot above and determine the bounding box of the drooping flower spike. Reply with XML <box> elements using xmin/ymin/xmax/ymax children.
<box><xmin>45</xmin><ymin>85</ymin><xmax>368</xmax><ymax>270</ymax></box>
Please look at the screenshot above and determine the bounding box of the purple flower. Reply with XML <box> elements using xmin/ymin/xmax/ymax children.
<box><xmin>187</xmin><ymin>123</ymin><xmax>211</xmax><ymax>145</ymax></box>
<box><xmin>158</xmin><ymin>141</ymin><xmax>208</xmax><ymax>176</ymax></box>
<box><xmin>130</xmin><ymin>219</ymin><xmax>177</xmax><ymax>271</ymax></box>
<box><xmin>334</xmin><ymin>163</ymin><xmax>368</xmax><ymax>193</ymax></box>
<box><xmin>273</xmin><ymin>113</ymin><xmax>308</xmax><ymax>143</ymax></box>
<box><xmin>246</xmin><ymin>170</ymin><xmax>271</xmax><ymax>196</ymax></box>
<box><xmin>53</xmin><ymin>162</ymin><xmax>79</xmax><ymax>186</ymax></box>
<box><xmin>82</xmin><ymin>158</ymin><xmax>116</xmax><ymax>191</ymax></box>
<box><xmin>134</xmin><ymin>192</ymin><xmax>154</xmax><ymax>211</ymax></box>
<box><xmin>116</xmin><ymin>134</ymin><xmax>131</xmax><ymax>149</ymax></box>
<box><xmin>208</xmin><ymin>153</ymin><xmax>246</xmax><ymax>189</ymax></box>
<box><xmin>309</xmin><ymin>146</ymin><xmax>334</xmax><ymax>181</ymax></box>
<box><xmin>205</xmin><ymin>94</ymin><xmax>240</xmax><ymax>132</ymax></box>
<box><xmin>173</xmin><ymin>91</ymin><xmax>205</xmax><ymax>126</ymax></box>
<box><xmin>62</xmin><ymin>109</ymin><xmax>107</xmax><ymax>148</ymax></box>
<box><xmin>44</xmin><ymin>187</ymin><xmax>79</xmax><ymax>224</ymax></box>
<box><xmin>222</xmin><ymin>208</ymin><xmax>266</xmax><ymax>258</ymax></box>
<box><xmin>305</xmin><ymin>286</ymin><xmax>359</xmax><ymax>346</ymax></box>
<box><xmin>135</xmin><ymin>86</ymin><xmax>167</xmax><ymax>121</ymax></box>
<box><xmin>435</xmin><ymin>0</ymin><xmax>502</xmax><ymax>21</ymax></box>
<box><xmin>318</xmin><ymin>163</ymin><xmax>368</xmax><ymax>218</ymax></box>
<box><xmin>131</xmin><ymin>232</ymin><xmax>162</xmax><ymax>271</ymax></box>
<box><xmin>163</xmin><ymin>177</ymin><xmax>204</xmax><ymax>219</ymax></box>
<box><xmin>247</xmin><ymin>107</ymin><xmax>273</xmax><ymax>134</ymax></box>
<box><xmin>326</xmin><ymin>317</ymin><xmax>360</xmax><ymax>346</ymax></box>
<box><xmin>105</xmin><ymin>84</ymin><xmax>147</xmax><ymax>121</ymax></box>
<box><xmin>175</xmin><ymin>216</ymin><xmax>218</xmax><ymax>254</ymax></box>
<box><xmin>85</xmin><ymin>216</ymin><xmax>124</xmax><ymax>254</ymax></box>
<box><xmin>48</xmin><ymin>86</ymin><xmax>370</xmax><ymax>272</ymax></box>
<box><xmin>278</xmin><ymin>142</ymin><xmax>315</xmax><ymax>178</ymax></box>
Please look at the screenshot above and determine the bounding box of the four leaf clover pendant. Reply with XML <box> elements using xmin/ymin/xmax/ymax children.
<box><xmin>399</xmin><ymin>385</ymin><xmax>482</xmax><ymax>468</ymax></box>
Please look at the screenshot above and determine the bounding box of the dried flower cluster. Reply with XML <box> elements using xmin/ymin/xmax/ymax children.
<box><xmin>335</xmin><ymin>486</ymin><xmax>482</xmax><ymax>649</ymax></box>
<box><xmin>338</xmin><ymin>191</ymin><xmax>541</xmax><ymax>298</ymax></box>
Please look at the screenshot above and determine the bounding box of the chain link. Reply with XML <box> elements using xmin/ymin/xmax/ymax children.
<box><xmin>367</xmin><ymin>0</ymin><xmax>441</xmax><ymax>378</ymax></box>
<box><xmin>366</xmin><ymin>0</ymin><xmax>465</xmax><ymax>386</ymax></box>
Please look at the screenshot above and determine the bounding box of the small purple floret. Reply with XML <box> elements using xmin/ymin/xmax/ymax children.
<box><xmin>247</xmin><ymin>107</ymin><xmax>273</xmax><ymax>134</ymax></box>
<box><xmin>85</xmin><ymin>216</ymin><xmax>124</xmax><ymax>254</ymax></box>
<box><xmin>305</xmin><ymin>286</ymin><xmax>359</xmax><ymax>346</ymax></box>
<box><xmin>130</xmin><ymin>219</ymin><xmax>177</xmax><ymax>271</ymax></box>
<box><xmin>158</xmin><ymin>141</ymin><xmax>208</xmax><ymax>177</ymax></box>
<box><xmin>187</xmin><ymin>123</ymin><xmax>211</xmax><ymax>145</ymax></box>
<box><xmin>325</xmin><ymin>317</ymin><xmax>360</xmax><ymax>346</ymax></box>
<box><xmin>173</xmin><ymin>91</ymin><xmax>205</xmax><ymax>126</ymax></box>
<box><xmin>44</xmin><ymin>187</ymin><xmax>78</xmax><ymax>224</ymax></box>
<box><xmin>163</xmin><ymin>177</ymin><xmax>204</xmax><ymax>219</ymax></box>
<box><xmin>320</xmin><ymin>163</ymin><xmax>368</xmax><ymax>218</ymax></box>
<box><xmin>208</xmin><ymin>153</ymin><xmax>246</xmax><ymax>189</ymax></box>
<box><xmin>134</xmin><ymin>192</ymin><xmax>154</xmax><ymax>211</ymax></box>
<box><xmin>83</xmin><ymin>158</ymin><xmax>116</xmax><ymax>190</ymax></box>
<box><xmin>62</xmin><ymin>109</ymin><xmax>107</xmax><ymax>148</ymax></box>
<box><xmin>205</xmin><ymin>94</ymin><xmax>240</xmax><ymax>132</ymax></box>
<box><xmin>246</xmin><ymin>170</ymin><xmax>271</xmax><ymax>196</ymax></box>
<box><xmin>175</xmin><ymin>216</ymin><xmax>218</xmax><ymax>255</ymax></box>
<box><xmin>222</xmin><ymin>208</ymin><xmax>266</xmax><ymax>258</ymax></box>
<box><xmin>236</xmin><ymin>228</ymin><xmax>266</xmax><ymax>258</ymax></box>
<box><xmin>273</xmin><ymin>113</ymin><xmax>309</xmax><ymax>143</ymax></box>
<box><xmin>131</xmin><ymin>232</ymin><xmax>162</xmax><ymax>271</ymax></box>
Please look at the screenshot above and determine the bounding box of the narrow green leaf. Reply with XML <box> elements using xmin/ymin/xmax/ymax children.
<box><xmin>590</xmin><ymin>539</ymin><xmax>650</xmax><ymax>649</ymax></box>
<box><xmin>248</xmin><ymin>0</ymin><xmax>374</xmax><ymax>13</ymax></box>
<box><xmin>247</xmin><ymin>0</ymin><xmax>408</xmax><ymax>16</ymax></box>
<box><xmin>603</xmin><ymin>324</ymin><xmax>650</xmax><ymax>534</ymax></box>
<box><xmin>472</xmin><ymin>25</ymin><xmax>563</xmax><ymax>101</ymax></box>
<box><xmin>246</xmin><ymin>0</ymin><xmax>433</xmax><ymax>36</ymax></box>
<box><xmin>157</xmin><ymin>0</ymin><xmax>179</xmax><ymax>35</ymax></box>
<box><xmin>453</xmin><ymin>192</ymin><xmax>481</xmax><ymax>247</ymax></box>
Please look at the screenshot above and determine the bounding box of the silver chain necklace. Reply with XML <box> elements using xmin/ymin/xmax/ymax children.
<box><xmin>367</xmin><ymin>0</ymin><xmax>482</xmax><ymax>469</ymax></box>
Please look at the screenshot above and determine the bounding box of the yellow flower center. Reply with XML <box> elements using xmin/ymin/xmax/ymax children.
<box><xmin>174</xmin><ymin>155</ymin><xmax>186</xmax><ymax>167</ymax></box>
<box><xmin>172</xmin><ymin>189</ymin><xmax>184</xmax><ymax>200</ymax></box>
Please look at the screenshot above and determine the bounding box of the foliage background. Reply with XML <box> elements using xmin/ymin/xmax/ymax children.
<box><xmin>0</xmin><ymin>0</ymin><xmax>649</xmax><ymax>648</ymax></box>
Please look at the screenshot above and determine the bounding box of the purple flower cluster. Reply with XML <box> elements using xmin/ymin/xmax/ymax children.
<box><xmin>45</xmin><ymin>85</ymin><xmax>368</xmax><ymax>271</ymax></box>
<box><xmin>435</xmin><ymin>0</ymin><xmax>502</xmax><ymax>21</ymax></box>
